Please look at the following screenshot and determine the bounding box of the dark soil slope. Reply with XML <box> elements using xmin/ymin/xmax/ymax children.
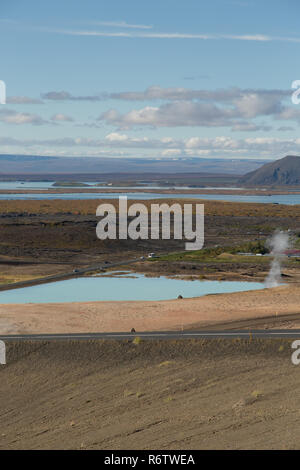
<box><xmin>0</xmin><ymin>339</ymin><xmax>299</xmax><ymax>450</ymax></box>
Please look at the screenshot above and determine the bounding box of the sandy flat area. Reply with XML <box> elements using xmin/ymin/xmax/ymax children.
<box><xmin>0</xmin><ymin>283</ymin><xmax>300</xmax><ymax>333</ymax></box>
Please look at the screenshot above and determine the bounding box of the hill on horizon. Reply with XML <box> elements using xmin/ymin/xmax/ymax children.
<box><xmin>0</xmin><ymin>154</ymin><xmax>266</xmax><ymax>176</ymax></box>
<box><xmin>239</xmin><ymin>155</ymin><xmax>300</xmax><ymax>186</ymax></box>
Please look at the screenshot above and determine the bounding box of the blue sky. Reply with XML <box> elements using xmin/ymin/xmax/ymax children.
<box><xmin>1</xmin><ymin>0</ymin><xmax>300</xmax><ymax>160</ymax></box>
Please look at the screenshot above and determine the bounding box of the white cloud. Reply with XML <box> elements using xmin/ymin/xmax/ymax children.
<box><xmin>161</xmin><ymin>149</ymin><xmax>182</xmax><ymax>156</ymax></box>
<box><xmin>110</xmin><ymin>86</ymin><xmax>245</xmax><ymax>101</ymax></box>
<box><xmin>275</xmin><ymin>107</ymin><xmax>300</xmax><ymax>122</ymax></box>
<box><xmin>46</xmin><ymin>27</ymin><xmax>300</xmax><ymax>44</ymax></box>
<box><xmin>233</xmin><ymin>92</ymin><xmax>283</xmax><ymax>118</ymax></box>
<box><xmin>105</xmin><ymin>132</ymin><xmax>130</xmax><ymax>142</ymax></box>
<box><xmin>42</xmin><ymin>86</ymin><xmax>291</xmax><ymax>121</ymax></box>
<box><xmin>6</xmin><ymin>96</ymin><xmax>43</xmax><ymax>104</ymax></box>
<box><xmin>99</xmin><ymin>101</ymin><xmax>238</xmax><ymax>128</ymax></box>
<box><xmin>98</xmin><ymin>87</ymin><xmax>298</xmax><ymax>129</ymax></box>
<box><xmin>41</xmin><ymin>85</ymin><xmax>296</xmax><ymax>131</ymax></box>
<box><xmin>0</xmin><ymin>109</ymin><xmax>48</xmax><ymax>125</ymax></box>
<box><xmin>42</xmin><ymin>91</ymin><xmax>104</xmax><ymax>101</ymax></box>
<box><xmin>51</xmin><ymin>113</ymin><xmax>74</xmax><ymax>122</ymax></box>
<box><xmin>51</xmin><ymin>28</ymin><xmax>272</xmax><ymax>41</ymax></box>
<box><xmin>2</xmin><ymin>133</ymin><xmax>300</xmax><ymax>159</ymax></box>
<box><xmin>92</xmin><ymin>21</ymin><xmax>152</xmax><ymax>30</ymax></box>
<box><xmin>231</xmin><ymin>122</ymin><xmax>272</xmax><ymax>132</ymax></box>
<box><xmin>277</xmin><ymin>126</ymin><xmax>294</xmax><ymax>132</ymax></box>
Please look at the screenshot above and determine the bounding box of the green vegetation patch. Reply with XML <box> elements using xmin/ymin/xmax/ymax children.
<box><xmin>158</xmin><ymin>240</ymin><xmax>270</xmax><ymax>263</ymax></box>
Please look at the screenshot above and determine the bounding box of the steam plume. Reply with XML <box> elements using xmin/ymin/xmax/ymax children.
<box><xmin>265</xmin><ymin>231</ymin><xmax>290</xmax><ymax>287</ymax></box>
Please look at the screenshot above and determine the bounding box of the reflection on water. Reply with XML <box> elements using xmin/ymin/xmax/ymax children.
<box><xmin>0</xmin><ymin>273</ymin><xmax>265</xmax><ymax>304</ymax></box>
<box><xmin>0</xmin><ymin>181</ymin><xmax>102</xmax><ymax>190</ymax></box>
<box><xmin>0</xmin><ymin>181</ymin><xmax>245</xmax><ymax>191</ymax></box>
<box><xmin>0</xmin><ymin>189</ymin><xmax>299</xmax><ymax>205</ymax></box>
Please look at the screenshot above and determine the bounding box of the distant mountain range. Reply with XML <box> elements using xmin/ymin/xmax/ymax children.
<box><xmin>239</xmin><ymin>155</ymin><xmax>300</xmax><ymax>186</ymax></box>
<box><xmin>0</xmin><ymin>154</ymin><xmax>265</xmax><ymax>176</ymax></box>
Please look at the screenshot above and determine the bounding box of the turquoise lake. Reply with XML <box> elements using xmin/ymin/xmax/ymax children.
<box><xmin>0</xmin><ymin>274</ymin><xmax>265</xmax><ymax>303</ymax></box>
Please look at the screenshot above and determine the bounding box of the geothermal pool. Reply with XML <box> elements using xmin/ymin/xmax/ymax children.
<box><xmin>0</xmin><ymin>274</ymin><xmax>265</xmax><ymax>303</ymax></box>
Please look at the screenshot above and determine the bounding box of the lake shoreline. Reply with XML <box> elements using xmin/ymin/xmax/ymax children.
<box><xmin>0</xmin><ymin>272</ymin><xmax>265</xmax><ymax>303</ymax></box>
<box><xmin>0</xmin><ymin>283</ymin><xmax>299</xmax><ymax>334</ymax></box>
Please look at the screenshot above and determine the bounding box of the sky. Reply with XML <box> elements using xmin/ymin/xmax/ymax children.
<box><xmin>0</xmin><ymin>0</ymin><xmax>300</xmax><ymax>160</ymax></box>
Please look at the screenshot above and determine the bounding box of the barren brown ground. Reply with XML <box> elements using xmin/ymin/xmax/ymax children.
<box><xmin>1</xmin><ymin>339</ymin><xmax>299</xmax><ymax>450</ymax></box>
<box><xmin>0</xmin><ymin>283</ymin><xmax>300</xmax><ymax>334</ymax></box>
<box><xmin>0</xmin><ymin>197</ymin><xmax>300</xmax><ymax>333</ymax></box>
<box><xmin>0</xmin><ymin>197</ymin><xmax>299</xmax><ymax>280</ymax></box>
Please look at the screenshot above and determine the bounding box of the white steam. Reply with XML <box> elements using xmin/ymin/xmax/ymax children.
<box><xmin>265</xmin><ymin>231</ymin><xmax>290</xmax><ymax>288</ymax></box>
